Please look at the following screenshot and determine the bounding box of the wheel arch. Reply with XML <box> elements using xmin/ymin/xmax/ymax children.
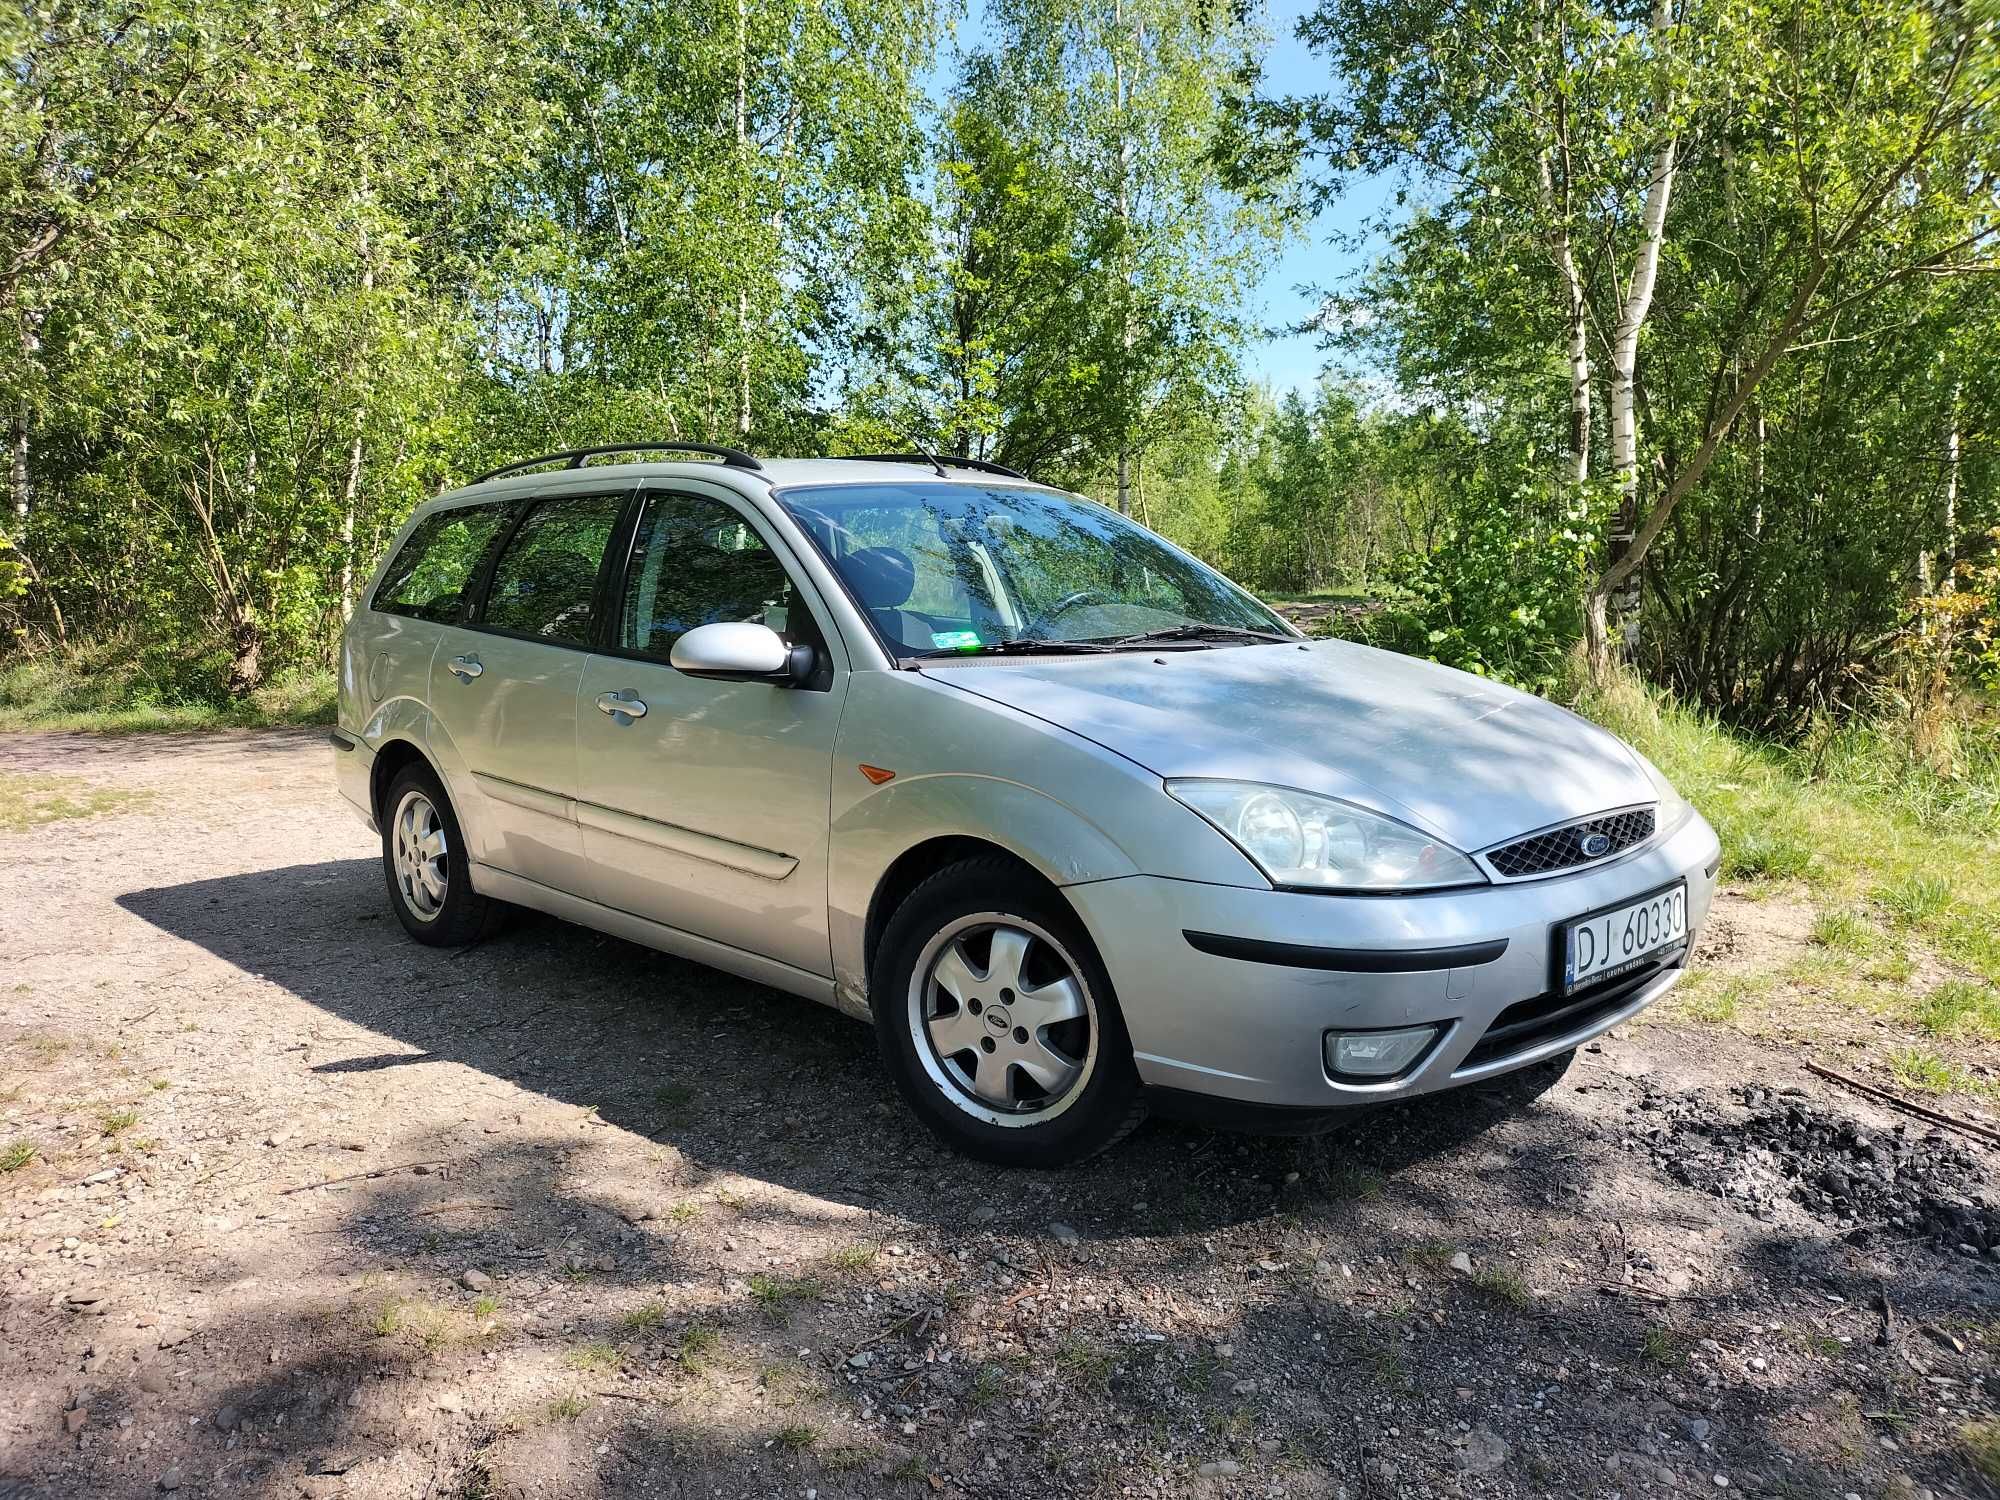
<box><xmin>369</xmin><ymin>736</ymin><xmax>433</xmax><ymax>820</ymax></box>
<box><xmin>830</xmin><ymin>772</ymin><xmax>1142</xmax><ymax>1018</ymax></box>
<box><xmin>862</xmin><ymin>837</ymin><xmax>1062</xmax><ymax>991</ymax></box>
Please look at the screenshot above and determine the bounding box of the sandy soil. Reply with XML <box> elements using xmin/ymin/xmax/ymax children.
<box><xmin>1</xmin><ymin>728</ymin><xmax>1995</xmax><ymax>1500</ymax></box>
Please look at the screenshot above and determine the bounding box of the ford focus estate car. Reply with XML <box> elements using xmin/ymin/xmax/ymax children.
<box><xmin>332</xmin><ymin>443</ymin><xmax>1719</xmax><ymax>1165</ymax></box>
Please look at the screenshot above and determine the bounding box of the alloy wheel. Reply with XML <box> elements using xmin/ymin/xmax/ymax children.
<box><xmin>392</xmin><ymin>788</ymin><xmax>449</xmax><ymax>921</ymax></box>
<box><xmin>908</xmin><ymin>914</ymin><xmax>1099</xmax><ymax>1127</ymax></box>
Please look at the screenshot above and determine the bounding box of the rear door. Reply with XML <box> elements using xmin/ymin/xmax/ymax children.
<box><xmin>429</xmin><ymin>485</ymin><xmax>633</xmax><ymax>894</ymax></box>
<box><xmin>353</xmin><ymin>500</ymin><xmax>512</xmax><ymax>738</ymax></box>
<box><xmin>574</xmin><ymin>483</ymin><xmax>850</xmax><ymax>977</ymax></box>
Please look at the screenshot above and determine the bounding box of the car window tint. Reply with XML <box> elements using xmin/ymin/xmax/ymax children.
<box><xmin>620</xmin><ymin>493</ymin><xmax>806</xmax><ymax>660</ymax></box>
<box><xmin>480</xmin><ymin>492</ymin><xmax>624</xmax><ymax>644</ymax></box>
<box><xmin>373</xmin><ymin>504</ymin><xmax>508</xmax><ymax>622</ymax></box>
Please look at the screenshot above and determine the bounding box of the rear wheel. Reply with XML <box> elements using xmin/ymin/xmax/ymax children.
<box><xmin>873</xmin><ymin>857</ymin><xmax>1144</xmax><ymax>1166</ymax></box>
<box><xmin>380</xmin><ymin>762</ymin><xmax>494</xmax><ymax>946</ymax></box>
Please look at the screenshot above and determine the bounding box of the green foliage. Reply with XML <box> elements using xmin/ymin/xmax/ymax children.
<box><xmin>0</xmin><ymin>636</ymin><xmax>333</xmax><ymax>729</ymax></box>
<box><xmin>1364</xmin><ymin>483</ymin><xmax>1594</xmax><ymax>693</ymax></box>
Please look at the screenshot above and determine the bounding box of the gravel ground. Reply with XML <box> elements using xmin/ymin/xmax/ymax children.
<box><xmin>1</xmin><ymin>728</ymin><xmax>1996</xmax><ymax>1500</ymax></box>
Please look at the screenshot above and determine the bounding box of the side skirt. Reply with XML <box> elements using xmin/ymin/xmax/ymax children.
<box><xmin>471</xmin><ymin>864</ymin><xmax>841</xmax><ymax>1012</ymax></box>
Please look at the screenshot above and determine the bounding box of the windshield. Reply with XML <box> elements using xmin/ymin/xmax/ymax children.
<box><xmin>777</xmin><ymin>482</ymin><xmax>1293</xmax><ymax>658</ymax></box>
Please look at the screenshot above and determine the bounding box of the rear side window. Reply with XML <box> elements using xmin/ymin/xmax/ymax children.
<box><xmin>373</xmin><ymin>504</ymin><xmax>508</xmax><ymax>622</ymax></box>
<box><xmin>479</xmin><ymin>491</ymin><xmax>626</xmax><ymax>644</ymax></box>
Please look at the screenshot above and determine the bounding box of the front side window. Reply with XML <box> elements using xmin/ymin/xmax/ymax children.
<box><xmin>480</xmin><ymin>491</ymin><xmax>625</xmax><ymax>644</ymax></box>
<box><xmin>619</xmin><ymin>491</ymin><xmax>811</xmax><ymax>660</ymax></box>
<box><xmin>373</xmin><ymin>503</ymin><xmax>509</xmax><ymax>622</ymax></box>
<box><xmin>779</xmin><ymin>483</ymin><xmax>1291</xmax><ymax>657</ymax></box>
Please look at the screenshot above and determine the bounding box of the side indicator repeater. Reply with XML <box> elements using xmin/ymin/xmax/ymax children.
<box><xmin>859</xmin><ymin>764</ymin><xmax>896</xmax><ymax>785</ymax></box>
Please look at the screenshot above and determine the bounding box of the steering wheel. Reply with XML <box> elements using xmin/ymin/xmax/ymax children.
<box><xmin>1020</xmin><ymin>589</ymin><xmax>1108</xmax><ymax>640</ymax></box>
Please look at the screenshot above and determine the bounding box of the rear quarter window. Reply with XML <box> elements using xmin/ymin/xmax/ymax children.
<box><xmin>372</xmin><ymin>504</ymin><xmax>509</xmax><ymax>622</ymax></box>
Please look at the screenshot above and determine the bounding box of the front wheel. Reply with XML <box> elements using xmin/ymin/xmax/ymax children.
<box><xmin>872</xmin><ymin>857</ymin><xmax>1144</xmax><ymax>1166</ymax></box>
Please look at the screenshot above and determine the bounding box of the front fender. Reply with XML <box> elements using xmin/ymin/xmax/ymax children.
<box><xmin>826</xmin><ymin>772</ymin><xmax>1139</xmax><ymax>1016</ymax></box>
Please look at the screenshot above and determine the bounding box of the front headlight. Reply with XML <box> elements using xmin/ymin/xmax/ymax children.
<box><xmin>1166</xmin><ymin>779</ymin><xmax>1485</xmax><ymax>892</ymax></box>
<box><xmin>1632</xmin><ymin>752</ymin><xmax>1691</xmax><ymax>831</ymax></box>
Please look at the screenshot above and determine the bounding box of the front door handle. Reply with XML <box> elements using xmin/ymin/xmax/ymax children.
<box><xmin>447</xmin><ymin>655</ymin><xmax>483</xmax><ymax>681</ymax></box>
<box><xmin>595</xmin><ymin>691</ymin><xmax>648</xmax><ymax>720</ymax></box>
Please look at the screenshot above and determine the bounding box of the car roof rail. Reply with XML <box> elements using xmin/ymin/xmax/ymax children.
<box><xmin>831</xmin><ymin>453</ymin><xmax>1029</xmax><ymax>481</ymax></box>
<box><xmin>471</xmin><ymin>443</ymin><xmax>766</xmax><ymax>485</ymax></box>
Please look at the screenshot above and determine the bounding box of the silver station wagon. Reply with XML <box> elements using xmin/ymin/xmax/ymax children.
<box><xmin>333</xmin><ymin>444</ymin><xmax>1720</xmax><ymax>1165</ymax></box>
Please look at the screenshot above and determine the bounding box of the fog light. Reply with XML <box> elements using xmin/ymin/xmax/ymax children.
<box><xmin>1326</xmin><ymin>1025</ymin><xmax>1441</xmax><ymax>1080</ymax></box>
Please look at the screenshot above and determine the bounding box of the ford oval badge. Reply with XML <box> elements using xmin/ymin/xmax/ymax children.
<box><xmin>1579</xmin><ymin>831</ymin><xmax>1612</xmax><ymax>858</ymax></box>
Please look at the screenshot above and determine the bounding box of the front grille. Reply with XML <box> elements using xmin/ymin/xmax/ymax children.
<box><xmin>1454</xmin><ymin>958</ymin><xmax>1675</xmax><ymax>1073</ymax></box>
<box><xmin>1486</xmin><ymin>807</ymin><xmax>1655</xmax><ymax>878</ymax></box>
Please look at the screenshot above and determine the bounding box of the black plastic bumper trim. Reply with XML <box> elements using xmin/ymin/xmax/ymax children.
<box><xmin>329</xmin><ymin>729</ymin><xmax>359</xmax><ymax>752</ymax></box>
<box><xmin>1182</xmin><ymin>931</ymin><xmax>1508</xmax><ymax>973</ymax></box>
<box><xmin>1144</xmin><ymin>1085</ymin><xmax>1378</xmax><ymax>1136</ymax></box>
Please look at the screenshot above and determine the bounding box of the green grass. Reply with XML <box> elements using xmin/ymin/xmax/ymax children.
<box><xmin>98</xmin><ymin>1108</ymin><xmax>138</xmax><ymax>1136</ymax></box>
<box><xmin>968</xmin><ymin>1362</ymin><xmax>1010</xmax><ymax>1408</ymax></box>
<box><xmin>1808</xmin><ymin>908</ymin><xmax>1875</xmax><ymax>953</ymax></box>
<box><xmin>673</xmin><ymin>1322</ymin><xmax>719</xmax><ymax>1375</ymax></box>
<box><xmin>619</xmin><ymin>1300</ymin><xmax>668</xmax><ymax>1332</ymax></box>
<box><xmin>1471</xmin><ymin>1266</ymin><xmax>1532</xmax><ymax>1308</ymax></box>
<box><xmin>371</xmin><ymin>1296</ymin><xmax>467</xmax><ymax>1351</ymax></box>
<box><xmin>547</xmin><ymin>1393</ymin><xmax>587</xmax><ymax>1422</ymax></box>
<box><xmin>774</xmin><ymin>1423</ymin><xmax>819</xmax><ymax>1450</ymax></box>
<box><xmin>1640</xmin><ymin>1325</ymin><xmax>1687</xmax><ymax>1369</ymax></box>
<box><xmin>1888</xmin><ymin>1048</ymin><xmax>1997</xmax><ymax>1099</ymax></box>
<box><xmin>0</xmin><ymin>772</ymin><xmax>151</xmax><ymax>833</ymax></box>
<box><xmin>1575</xmin><ymin>671</ymin><xmax>2000</xmax><ymax>1091</ymax></box>
<box><xmin>563</xmin><ymin>1340</ymin><xmax>620</xmax><ymax>1372</ymax></box>
<box><xmin>1877</xmin><ymin>874</ymin><xmax>1956</xmax><ymax>926</ymax></box>
<box><xmin>1914</xmin><ymin>980</ymin><xmax>2000</xmax><ymax>1039</ymax></box>
<box><xmin>1051</xmin><ymin>1335</ymin><xmax>1115</xmax><ymax>1389</ymax></box>
<box><xmin>822</xmin><ymin>1242</ymin><xmax>878</xmax><ymax>1272</ymax></box>
<box><xmin>1964</xmin><ymin>1418</ymin><xmax>2000</xmax><ymax>1483</ymax></box>
<box><xmin>0</xmin><ymin>637</ymin><xmax>335</xmax><ymax>733</ymax></box>
<box><xmin>0</xmin><ymin>1139</ymin><xmax>38</xmax><ymax>1173</ymax></box>
<box><xmin>748</xmin><ymin>1273</ymin><xmax>823</xmax><ymax>1315</ymax></box>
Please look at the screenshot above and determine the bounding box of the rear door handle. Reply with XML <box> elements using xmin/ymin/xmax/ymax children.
<box><xmin>596</xmin><ymin>691</ymin><xmax>648</xmax><ymax>720</ymax></box>
<box><xmin>447</xmin><ymin>655</ymin><xmax>483</xmax><ymax>681</ymax></box>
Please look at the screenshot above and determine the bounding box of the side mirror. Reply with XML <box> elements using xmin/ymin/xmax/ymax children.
<box><xmin>669</xmin><ymin>622</ymin><xmax>814</xmax><ymax>686</ymax></box>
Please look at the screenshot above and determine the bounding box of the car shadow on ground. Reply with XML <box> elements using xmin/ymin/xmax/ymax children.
<box><xmin>115</xmin><ymin>856</ymin><xmax>1570</xmax><ymax>1239</ymax></box>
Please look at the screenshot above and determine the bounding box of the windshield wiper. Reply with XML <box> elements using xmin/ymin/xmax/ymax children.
<box><xmin>909</xmin><ymin>637</ymin><xmax>1119</xmax><ymax>660</ymax></box>
<box><xmin>1100</xmin><ymin>624</ymin><xmax>1296</xmax><ymax>647</ymax></box>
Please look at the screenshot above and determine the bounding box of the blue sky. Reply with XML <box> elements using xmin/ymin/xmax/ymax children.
<box><xmin>1246</xmin><ymin>0</ymin><xmax>1397</xmax><ymax>392</ymax></box>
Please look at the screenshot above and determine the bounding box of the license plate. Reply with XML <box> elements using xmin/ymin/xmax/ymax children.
<box><xmin>1561</xmin><ymin>883</ymin><xmax>1688</xmax><ymax>993</ymax></box>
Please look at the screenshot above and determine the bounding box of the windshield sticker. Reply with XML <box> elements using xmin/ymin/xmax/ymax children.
<box><xmin>930</xmin><ymin>630</ymin><xmax>982</xmax><ymax>651</ymax></box>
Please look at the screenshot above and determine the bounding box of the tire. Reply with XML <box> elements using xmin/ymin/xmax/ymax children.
<box><xmin>872</xmin><ymin>855</ymin><xmax>1145</xmax><ymax>1167</ymax></box>
<box><xmin>380</xmin><ymin>761</ymin><xmax>496</xmax><ymax>947</ymax></box>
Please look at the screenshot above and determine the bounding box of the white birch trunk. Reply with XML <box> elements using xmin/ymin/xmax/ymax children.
<box><xmin>1602</xmin><ymin>0</ymin><xmax>1678</xmax><ymax>656</ymax></box>
<box><xmin>1534</xmin><ymin>5</ymin><xmax>1589</xmax><ymax>488</ymax></box>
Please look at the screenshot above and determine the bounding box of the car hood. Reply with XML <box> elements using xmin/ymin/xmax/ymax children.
<box><xmin>931</xmin><ymin>639</ymin><xmax>1654</xmax><ymax>852</ymax></box>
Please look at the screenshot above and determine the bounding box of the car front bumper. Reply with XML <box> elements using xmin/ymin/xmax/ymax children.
<box><xmin>1066</xmin><ymin>810</ymin><xmax>1720</xmax><ymax>1111</ymax></box>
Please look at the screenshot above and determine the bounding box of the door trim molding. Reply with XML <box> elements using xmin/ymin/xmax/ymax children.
<box><xmin>574</xmin><ymin>799</ymin><xmax>798</xmax><ymax>880</ymax></box>
<box><xmin>471</xmin><ymin>863</ymin><xmax>835</xmax><ymax>1000</ymax></box>
<box><xmin>471</xmin><ymin>771</ymin><xmax>571</xmax><ymax>823</ymax></box>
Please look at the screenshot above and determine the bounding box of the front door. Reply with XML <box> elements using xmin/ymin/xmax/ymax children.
<box><xmin>575</xmin><ymin>485</ymin><xmax>849</xmax><ymax>978</ymax></box>
<box><xmin>428</xmin><ymin>485</ymin><xmax>630</xmax><ymax>894</ymax></box>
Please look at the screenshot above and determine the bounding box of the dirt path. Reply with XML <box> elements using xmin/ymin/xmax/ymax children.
<box><xmin>1</xmin><ymin>730</ymin><xmax>1994</xmax><ymax>1499</ymax></box>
